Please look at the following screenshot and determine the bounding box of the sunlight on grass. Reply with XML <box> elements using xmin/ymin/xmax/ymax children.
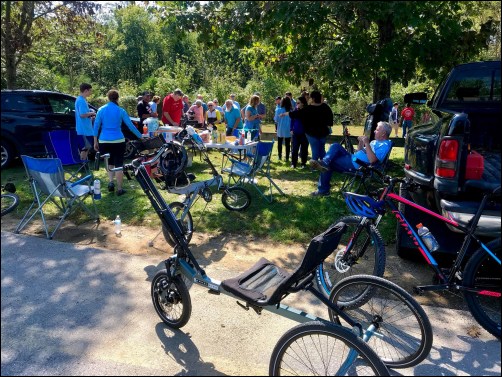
<box><xmin>1</xmin><ymin>130</ymin><xmax>403</xmax><ymax>245</ymax></box>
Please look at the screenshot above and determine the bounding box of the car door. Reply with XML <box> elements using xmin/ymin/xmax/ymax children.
<box><xmin>1</xmin><ymin>92</ymin><xmax>53</xmax><ymax>156</ymax></box>
<box><xmin>45</xmin><ymin>93</ymin><xmax>78</xmax><ymax>131</ymax></box>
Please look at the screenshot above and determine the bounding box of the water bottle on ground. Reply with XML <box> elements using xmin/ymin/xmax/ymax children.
<box><xmin>114</xmin><ymin>215</ymin><xmax>122</xmax><ymax>235</ymax></box>
<box><xmin>416</xmin><ymin>223</ymin><xmax>439</xmax><ymax>252</ymax></box>
<box><xmin>93</xmin><ymin>179</ymin><xmax>101</xmax><ymax>200</ymax></box>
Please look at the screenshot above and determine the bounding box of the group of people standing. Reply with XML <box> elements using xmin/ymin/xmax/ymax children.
<box><xmin>75</xmin><ymin>83</ymin><xmax>404</xmax><ymax>199</ymax></box>
<box><xmin>274</xmin><ymin>90</ymin><xmax>333</xmax><ymax>169</ymax></box>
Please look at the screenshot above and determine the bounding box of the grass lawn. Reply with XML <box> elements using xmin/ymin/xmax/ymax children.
<box><xmin>1</xmin><ymin>123</ymin><xmax>403</xmax><ymax>246</ymax></box>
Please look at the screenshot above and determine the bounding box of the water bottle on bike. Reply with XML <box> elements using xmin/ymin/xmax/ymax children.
<box><xmin>417</xmin><ymin>223</ymin><xmax>439</xmax><ymax>252</ymax></box>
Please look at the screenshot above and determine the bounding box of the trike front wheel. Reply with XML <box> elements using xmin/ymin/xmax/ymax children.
<box><xmin>151</xmin><ymin>271</ymin><xmax>192</xmax><ymax>329</ymax></box>
<box><xmin>222</xmin><ymin>186</ymin><xmax>251</xmax><ymax>211</ymax></box>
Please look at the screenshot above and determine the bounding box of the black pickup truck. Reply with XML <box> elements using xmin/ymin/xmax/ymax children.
<box><xmin>397</xmin><ymin>60</ymin><xmax>501</xmax><ymax>259</ymax></box>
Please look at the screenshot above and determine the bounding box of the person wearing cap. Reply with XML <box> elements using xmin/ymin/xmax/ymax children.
<box><xmin>137</xmin><ymin>91</ymin><xmax>158</xmax><ymax>130</ymax></box>
<box><xmin>390</xmin><ymin>102</ymin><xmax>399</xmax><ymax>137</ymax></box>
<box><xmin>162</xmin><ymin>88</ymin><xmax>184</xmax><ymax>127</ymax></box>
<box><xmin>205</xmin><ymin>101</ymin><xmax>222</xmax><ymax>129</ymax></box>
<box><xmin>229</xmin><ymin>94</ymin><xmax>240</xmax><ymax>111</ymax></box>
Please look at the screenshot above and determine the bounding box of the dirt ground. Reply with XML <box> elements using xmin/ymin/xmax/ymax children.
<box><xmin>1</xmin><ymin>215</ymin><xmax>467</xmax><ymax>311</ymax></box>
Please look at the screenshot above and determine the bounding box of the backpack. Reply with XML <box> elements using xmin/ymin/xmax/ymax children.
<box><xmin>365</xmin><ymin>98</ymin><xmax>393</xmax><ymax>141</ymax></box>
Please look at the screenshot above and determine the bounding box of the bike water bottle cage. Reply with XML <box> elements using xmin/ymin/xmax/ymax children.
<box><xmin>343</xmin><ymin>192</ymin><xmax>385</xmax><ymax>219</ymax></box>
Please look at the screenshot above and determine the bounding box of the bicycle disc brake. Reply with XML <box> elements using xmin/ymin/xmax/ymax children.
<box><xmin>334</xmin><ymin>249</ymin><xmax>351</xmax><ymax>273</ymax></box>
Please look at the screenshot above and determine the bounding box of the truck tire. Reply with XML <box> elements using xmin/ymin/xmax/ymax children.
<box><xmin>1</xmin><ymin>140</ymin><xmax>15</xmax><ymax>169</ymax></box>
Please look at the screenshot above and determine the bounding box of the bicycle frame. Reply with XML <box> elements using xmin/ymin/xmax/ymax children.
<box><xmin>386</xmin><ymin>191</ymin><xmax>501</xmax><ymax>295</ymax></box>
<box><xmin>347</xmin><ymin>179</ymin><xmax>501</xmax><ymax>297</ymax></box>
<box><xmin>102</xmin><ymin>145</ymin><xmax>380</xmax><ymax>340</ymax></box>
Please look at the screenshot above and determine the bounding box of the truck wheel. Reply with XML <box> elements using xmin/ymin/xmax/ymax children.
<box><xmin>1</xmin><ymin>141</ymin><xmax>15</xmax><ymax>169</ymax></box>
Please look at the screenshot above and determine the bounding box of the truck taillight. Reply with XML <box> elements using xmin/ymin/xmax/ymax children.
<box><xmin>435</xmin><ymin>139</ymin><xmax>459</xmax><ymax>178</ymax></box>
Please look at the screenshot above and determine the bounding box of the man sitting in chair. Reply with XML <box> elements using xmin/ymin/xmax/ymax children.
<box><xmin>309</xmin><ymin>121</ymin><xmax>392</xmax><ymax>197</ymax></box>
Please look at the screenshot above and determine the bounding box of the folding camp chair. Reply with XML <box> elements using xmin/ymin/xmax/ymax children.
<box><xmin>222</xmin><ymin>140</ymin><xmax>285</xmax><ymax>203</ymax></box>
<box><xmin>43</xmin><ymin>129</ymin><xmax>92</xmax><ymax>181</ymax></box>
<box><xmin>15</xmin><ymin>155</ymin><xmax>99</xmax><ymax>240</ymax></box>
<box><xmin>339</xmin><ymin>141</ymin><xmax>394</xmax><ymax>194</ymax></box>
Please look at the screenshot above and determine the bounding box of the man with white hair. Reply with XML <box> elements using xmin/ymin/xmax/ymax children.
<box><xmin>224</xmin><ymin>99</ymin><xmax>243</xmax><ymax>136</ymax></box>
<box><xmin>309</xmin><ymin>121</ymin><xmax>393</xmax><ymax>196</ymax></box>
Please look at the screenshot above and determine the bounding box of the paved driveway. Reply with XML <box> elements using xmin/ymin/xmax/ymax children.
<box><xmin>1</xmin><ymin>231</ymin><xmax>500</xmax><ymax>376</ymax></box>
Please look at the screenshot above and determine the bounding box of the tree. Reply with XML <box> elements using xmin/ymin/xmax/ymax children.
<box><xmin>1</xmin><ymin>1</ymin><xmax>98</xmax><ymax>89</ymax></box>
<box><xmin>176</xmin><ymin>1</ymin><xmax>498</xmax><ymax>102</ymax></box>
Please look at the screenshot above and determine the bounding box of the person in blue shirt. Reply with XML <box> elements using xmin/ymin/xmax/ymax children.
<box><xmin>274</xmin><ymin>96</ymin><xmax>293</xmax><ymax>162</ymax></box>
<box><xmin>244</xmin><ymin>94</ymin><xmax>261</xmax><ymax>141</ymax></box>
<box><xmin>309</xmin><ymin>121</ymin><xmax>392</xmax><ymax>196</ymax></box>
<box><xmin>224</xmin><ymin>99</ymin><xmax>243</xmax><ymax>136</ymax></box>
<box><xmin>75</xmin><ymin>83</ymin><xmax>96</xmax><ymax>160</ymax></box>
<box><xmin>229</xmin><ymin>93</ymin><xmax>240</xmax><ymax>111</ymax></box>
<box><xmin>93</xmin><ymin>89</ymin><xmax>142</xmax><ymax>196</ymax></box>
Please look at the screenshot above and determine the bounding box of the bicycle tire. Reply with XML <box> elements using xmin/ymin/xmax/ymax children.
<box><xmin>151</xmin><ymin>271</ymin><xmax>192</xmax><ymax>329</ymax></box>
<box><xmin>221</xmin><ymin>186</ymin><xmax>251</xmax><ymax>211</ymax></box>
<box><xmin>269</xmin><ymin>320</ymin><xmax>389</xmax><ymax>376</ymax></box>
<box><xmin>315</xmin><ymin>215</ymin><xmax>385</xmax><ymax>298</ymax></box>
<box><xmin>162</xmin><ymin>202</ymin><xmax>193</xmax><ymax>247</ymax></box>
<box><xmin>462</xmin><ymin>238</ymin><xmax>501</xmax><ymax>338</ymax></box>
<box><xmin>328</xmin><ymin>275</ymin><xmax>433</xmax><ymax>369</ymax></box>
<box><xmin>1</xmin><ymin>193</ymin><xmax>20</xmax><ymax>216</ymax></box>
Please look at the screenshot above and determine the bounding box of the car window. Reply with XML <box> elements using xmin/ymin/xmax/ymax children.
<box><xmin>46</xmin><ymin>94</ymin><xmax>76</xmax><ymax>115</ymax></box>
<box><xmin>1</xmin><ymin>93</ymin><xmax>48</xmax><ymax>113</ymax></box>
<box><xmin>444</xmin><ymin>68</ymin><xmax>501</xmax><ymax>102</ymax></box>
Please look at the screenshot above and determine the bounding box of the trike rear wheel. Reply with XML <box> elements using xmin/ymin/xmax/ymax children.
<box><xmin>151</xmin><ymin>271</ymin><xmax>192</xmax><ymax>329</ymax></box>
<box><xmin>222</xmin><ymin>187</ymin><xmax>251</xmax><ymax>211</ymax></box>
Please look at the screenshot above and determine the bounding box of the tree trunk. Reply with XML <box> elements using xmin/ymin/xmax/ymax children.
<box><xmin>372</xmin><ymin>16</ymin><xmax>394</xmax><ymax>102</ymax></box>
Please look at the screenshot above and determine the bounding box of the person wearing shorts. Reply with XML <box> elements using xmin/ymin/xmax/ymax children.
<box><xmin>93</xmin><ymin>89</ymin><xmax>142</xmax><ymax>196</ymax></box>
<box><xmin>75</xmin><ymin>83</ymin><xmax>96</xmax><ymax>160</ymax></box>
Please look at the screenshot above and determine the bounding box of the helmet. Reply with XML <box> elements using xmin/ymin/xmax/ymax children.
<box><xmin>343</xmin><ymin>192</ymin><xmax>385</xmax><ymax>219</ymax></box>
<box><xmin>158</xmin><ymin>141</ymin><xmax>188</xmax><ymax>185</ymax></box>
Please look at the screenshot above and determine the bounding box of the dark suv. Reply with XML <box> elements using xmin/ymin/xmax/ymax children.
<box><xmin>1</xmin><ymin>90</ymin><xmax>140</xmax><ymax>169</ymax></box>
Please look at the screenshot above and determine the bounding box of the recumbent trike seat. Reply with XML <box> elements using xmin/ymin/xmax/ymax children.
<box><xmin>221</xmin><ymin>222</ymin><xmax>347</xmax><ymax>306</ymax></box>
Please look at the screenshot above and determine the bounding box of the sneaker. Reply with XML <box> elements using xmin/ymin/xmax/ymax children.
<box><xmin>290</xmin><ymin>164</ymin><xmax>295</xmax><ymax>169</ymax></box>
<box><xmin>310</xmin><ymin>190</ymin><xmax>329</xmax><ymax>197</ymax></box>
<box><xmin>309</xmin><ymin>159</ymin><xmax>329</xmax><ymax>172</ymax></box>
<box><xmin>116</xmin><ymin>189</ymin><xmax>127</xmax><ymax>196</ymax></box>
<box><xmin>108</xmin><ymin>182</ymin><xmax>115</xmax><ymax>192</ymax></box>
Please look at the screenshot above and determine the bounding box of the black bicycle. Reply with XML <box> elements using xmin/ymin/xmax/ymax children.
<box><xmin>1</xmin><ymin>183</ymin><xmax>19</xmax><ymax>217</ymax></box>
<box><xmin>317</xmin><ymin>160</ymin><xmax>501</xmax><ymax>339</ymax></box>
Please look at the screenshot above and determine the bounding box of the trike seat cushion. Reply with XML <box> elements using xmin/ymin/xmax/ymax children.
<box><xmin>221</xmin><ymin>222</ymin><xmax>347</xmax><ymax>306</ymax></box>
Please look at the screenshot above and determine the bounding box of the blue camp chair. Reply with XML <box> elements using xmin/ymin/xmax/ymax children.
<box><xmin>15</xmin><ymin>155</ymin><xmax>99</xmax><ymax>239</ymax></box>
<box><xmin>222</xmin><ymin>140</ymin><xmax>285</xmax><ymax>203</ymax></box>
<box><xmin>43</xmin><ymin>129</ymin><xmax>92</xmax><ymax>180</ymax></box>
<box><xmin>339</xmin><ymin>141</ymin><xmax>394</xmax><ymax>194</ymax></box>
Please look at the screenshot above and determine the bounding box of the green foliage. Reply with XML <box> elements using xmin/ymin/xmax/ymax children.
<box><xmin>154</xmin><ymin>61</ymin><xmax>195</xmax><ymax>96</ymax></box>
